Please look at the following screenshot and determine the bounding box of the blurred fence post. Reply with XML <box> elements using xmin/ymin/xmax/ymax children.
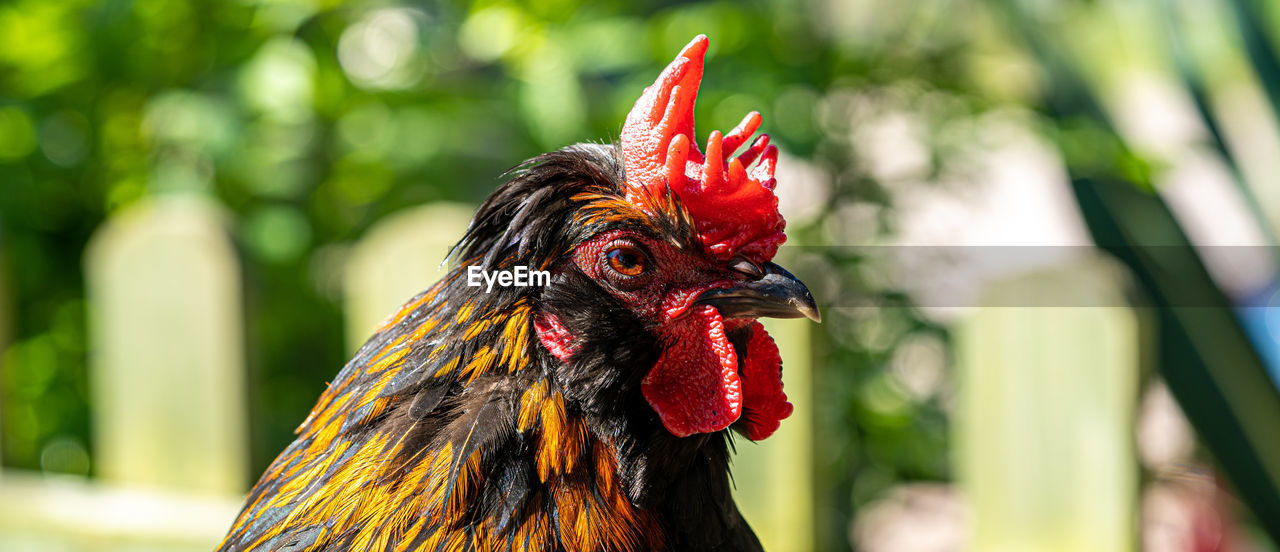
<box><xmin>0</xmin><ymin>234</ymin><xmax>7</xmax><ymax>469</ymax></box>
<box><xmin>343</xmin><ymin>202</ymin><xmax>474</xmax><ymax>352</ymax></box>
<box><xmin>955</xmin><ymin>256</ymin><xmax>1138</xmax><ymax>551</ymax></box>
<box><xmin>85</xmin><ymin>195</ymin><xmax>247</xmax><ymax>494</ymax></box>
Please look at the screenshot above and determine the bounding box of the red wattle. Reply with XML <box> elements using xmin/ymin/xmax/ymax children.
<box><xmin>733</xmin><ymin>321</ymin><xmax>792</xmax><ymax>440</ymax></box>
<box><xmin>641</xmin><ymin>305</ymin><xmax>742</xmax><ymax>437</ymax></box>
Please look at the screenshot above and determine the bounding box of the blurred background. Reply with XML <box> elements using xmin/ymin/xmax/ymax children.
<box><xmin>3</xmin><ymin>0</ymin><xmax>1280</xmax><ymax>550</ymax></box>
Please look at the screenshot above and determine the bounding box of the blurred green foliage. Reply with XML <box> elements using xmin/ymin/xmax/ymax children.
<box><xmin>0</xmin><ymin>0</ymin><xmax>999</xmax><ymax>548</ymax></box>
<box><xmin>991</xmin><ymin>0</ymin><xmax>1280</xmax><ymax>542</ymax></box>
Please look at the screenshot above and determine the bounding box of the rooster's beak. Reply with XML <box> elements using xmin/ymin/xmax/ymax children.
<box><xmin>696</xmin><ymin>262</ymin><xmax>821</xmax><ymax>323</ymax></box>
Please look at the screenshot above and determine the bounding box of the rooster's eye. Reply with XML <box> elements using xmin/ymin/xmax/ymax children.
<box><xmin>606</xmin><ymin>246</ymin><xmax>647</xmax><ymax>277</ymax></box>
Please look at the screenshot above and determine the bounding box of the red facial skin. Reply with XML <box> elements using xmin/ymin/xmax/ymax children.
<box><xmin>534</xmin><ymin>229</ymin><xmax>792</xmax><ymax>440</ymax></box>
<box><xmin>569</xmin><ymin>230</ymin><xmax>737</xmax><ymax>326</ymax></box>
<box><xmin>533</xmin><ymin>312</ymin><xmax>578</xmax><ymax>363</ymax></box>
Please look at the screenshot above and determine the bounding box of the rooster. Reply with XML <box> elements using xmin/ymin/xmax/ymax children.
<box><xmin>219</xmin><ymin>35</ymin><xmax>819</xmax><ymax>552</ymax></box>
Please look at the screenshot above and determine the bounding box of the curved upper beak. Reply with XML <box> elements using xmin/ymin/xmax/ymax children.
<box><xmin>696</xmin><ymin>262</ymin><xmax>821</xmax><ymax>323</ymax></box>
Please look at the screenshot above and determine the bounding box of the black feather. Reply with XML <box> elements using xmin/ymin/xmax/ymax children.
<box><xmin>437</xmin><ymin>378</ymin><xmax>516</xmax><ymax>491</ymax></box>
<box><xmin>407</xmin><ymin>380</ymin><xmax>455</xmax><ymax>419</ymax></box>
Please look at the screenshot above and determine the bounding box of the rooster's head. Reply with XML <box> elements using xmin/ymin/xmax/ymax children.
<box><xmin>480</xmin><ymin>35</ymin><xmax>820</xmax><ymax>443</ymax></box>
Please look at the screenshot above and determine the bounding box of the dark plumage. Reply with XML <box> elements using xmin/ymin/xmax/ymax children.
<box><xmin>219</xmin><ymin>145</ymin><xmax>762</xmax><ymax>551</ymax></box>
<box><xmin>220</xmin><ymin>35</ymin><xmax>817</xmax><ymax>552</ymax></box>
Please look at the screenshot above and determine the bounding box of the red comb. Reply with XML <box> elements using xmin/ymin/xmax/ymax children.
<box><xmin>620</xmin><ymin>35</ymin><xmax>785</xmax><ymax>264</ymax></box>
